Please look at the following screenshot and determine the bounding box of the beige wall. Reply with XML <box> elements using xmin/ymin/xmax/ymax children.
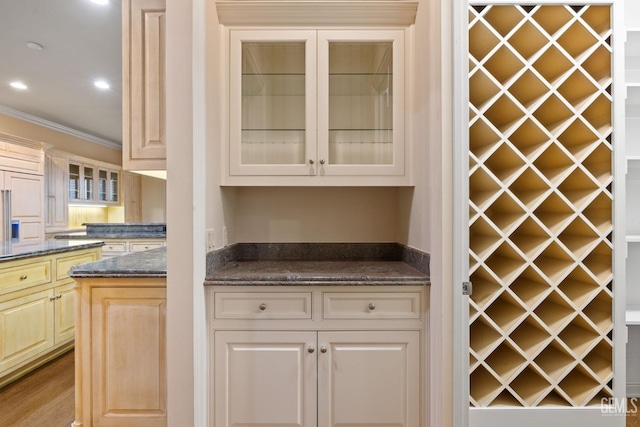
<box><xmin>0</xmin><ymin>114</ymin><xmax>122</xmax><ymax>165</ymax></box>
<box><xmin>234</xmin><ymin>187</ymin><xmax>403</xmax><ymax>243</ymax></box>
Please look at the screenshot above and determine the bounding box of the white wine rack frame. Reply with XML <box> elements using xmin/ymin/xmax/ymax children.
<box><xmin>468</xmin><ymin>4</ymin><xmax>613</xmax><ymax>407</ymax></box>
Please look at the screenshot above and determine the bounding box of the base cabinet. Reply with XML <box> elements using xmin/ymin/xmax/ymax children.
<box><xmin>209</xmin><ymin>286</ymin><xmax>426</xmax><ymax>427</ymax></box>
<box><xmin>214</xmin><ymin>330</ymin><xmax>419</xmax><ymax>427</ymax></box>
<box><xmin>73</xmin><ymin>277</ymin><xmax>167</xmax><ymax>427</ymax></box>
<box><xmin>0</xmin><ymin>247</ymin><xmax>101</xmax><ymax>388</ymax></box>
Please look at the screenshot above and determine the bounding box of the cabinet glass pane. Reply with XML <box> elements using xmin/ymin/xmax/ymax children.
<box><xmin>241</xmin><ymin>42</ymin><xmax>305</xmax><ymax>165</ymax></box>
<box><xmin>328</xmin><ymin>42</ymin><xmax>393</xmax><ymax>165</ymax></box>
<box><xmin>69</xmin><ymin>164</ymin><xmax>80</xmax><ymax>200</ymax></box>
<box><xmin>109</xmin><ymin>172</ymin><xmax>119</xmax><ymax>203</ymax></box>
<box><xmin>98</xmin><ymin>170</ymin><xmax>108</xmax><ymax>202</ymax></box>
<box><xmin>83</xmin><ymin>167</ymin><xmax>94</xmax><ymax>201</ymax></box>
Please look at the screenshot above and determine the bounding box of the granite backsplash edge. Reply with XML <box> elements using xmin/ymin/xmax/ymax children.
<box><xmin>205</xmin><ymin>243</ymin><xmax>430</xmax><ymax>277</ymax></box>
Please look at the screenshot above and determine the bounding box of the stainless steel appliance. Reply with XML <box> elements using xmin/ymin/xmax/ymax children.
<box><xmin>1</xmin><ymin>189</ymin><xmax>19</xmax><ymax>242</ymax></box>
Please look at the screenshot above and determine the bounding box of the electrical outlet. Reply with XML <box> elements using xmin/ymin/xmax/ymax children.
<box><xmin>206</xmin><ymin>229</ymin><xmax>215</xmax><ymax>252</ymax></box>
<box><xmin>222</xmin><ymin>226</ymin><xmax>228</xmax><ymax>247</ymax></box>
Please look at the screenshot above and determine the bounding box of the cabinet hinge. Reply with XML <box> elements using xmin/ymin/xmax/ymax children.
<box><xmin>462</xmin><ymin>281</ymin><xmax>473</xmax><ymax>296</ymax></box>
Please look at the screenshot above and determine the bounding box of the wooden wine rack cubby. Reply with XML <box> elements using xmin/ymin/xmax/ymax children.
<box><xmin>468</xmin><ymin>4</ymin><xmax>613</xmax><ymax>407</ymax></box>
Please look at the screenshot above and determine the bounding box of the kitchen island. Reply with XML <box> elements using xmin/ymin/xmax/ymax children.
<box><xmin>0</xmin><ymin>240</ymin><xmax>103</xmax><ymax>388</ymax></box>
<box><xmin>204</xmin><ymin>243</ymin><xmax>430</xmax><ymax>427</ymax></box>
<box><xmin>69</xmin><ymin>247</ymin><xmax>166</xmax><ymax>427</ymax></box>
<box><xmin>55</xmin><ymin>222</ymin><xmax>166</xmax><ymax>257</ymax></box>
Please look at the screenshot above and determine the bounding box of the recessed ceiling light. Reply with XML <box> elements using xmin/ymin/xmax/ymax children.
<box><xmin>26</xmin><ymin>41</ymin><xmax>43</xmax><ymax>50</ymax></box>
<box><xmin>94</xmin><ymin>80</ymin><xmax>110</xmax><ymax>90</ymax></box>
<box><xmin>10</xmin><ymin>81</ymin><xmax>28</xmax><ymax>90</ymax></box>
<box><xmin>90</xmin><ymin>0</ymin><xmax>109</xmax><ymax>5</ymax></box>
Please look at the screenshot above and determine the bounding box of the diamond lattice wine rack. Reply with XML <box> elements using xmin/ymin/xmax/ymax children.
<box><xmin>468</xmin><ymin>4</ymin><xmax>613</xmax><ymax>407</ymax></box>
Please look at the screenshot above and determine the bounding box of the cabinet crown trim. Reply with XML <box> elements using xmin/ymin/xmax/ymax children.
<box><xmin>216</xmin><ymin>1</ymin><xmax>418</xmax><ymax>26</ymax></box>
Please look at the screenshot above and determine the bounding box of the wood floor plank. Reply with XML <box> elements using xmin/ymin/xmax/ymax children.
<box><xmin>0</xmin><ymin>350</ymin><xmax>74</xmax><ymax>427</ymax></box>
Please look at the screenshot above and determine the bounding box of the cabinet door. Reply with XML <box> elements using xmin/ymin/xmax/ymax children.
<box><xmin>317</xmin><ymin>30</ymin><xmax>405</xmax><ymax>177</ymax></box>
<box><xmin>124</xmin><ymin>172</ymin><xmax>142</xmax><ymax>222</ymax></box>
<box><xmin>0</xmin><ymin>289</ymin><xmax>54</xmax><ymax>375</ymax></box>
<box><xmin>5</xmin><ymin>171</ymin><xmax>44</xmax><ymax>242</ymax></box>
<box><xmin>123</xmin><ymin>0</ymin><xmax>166</xmax><ymax>171</ymax></box>
<box><xmin>229</xmin><ymin>30</ymin><xmax>317</xmax><ymax>176</ymax></box>
<box><xmin>317</xmin><ymin>330</ymin><xmax>420</xmax><ymax>427</ymax></box>
<box><xmin>214</xmin><ymin>330</ymin><xmax>317</xmax><ymax>427</ymax></box>
<box><xmin>91</xmin><ymin>287</ymin><xmax>167</xmax><ymax>426</ymax></box>
<box><xmin>53</xmin><ymin>282</ymin><xmax>75</xmax><ymax>345</ymax></box>
<box><xmin>45</xmin><ymin>155</ymin><xmax>69</xmax><ymax>229</ymax></box>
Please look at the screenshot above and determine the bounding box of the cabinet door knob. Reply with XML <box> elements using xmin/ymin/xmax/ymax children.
<box><xmin>368</xmin><ymin>303</ymin><xmax>376</xmax><ymax>310</ymax></box>
<box><xmin>56</xmin><ymin>294</ymin><xmax>63</xmax><ymax>300</ymax></box>
<box><xmin>308</xmin><ymin>346</ymin><xmax>315</xmax><ymax>353</ymax></box>
<box><xmin>49</xmin><ymin>296</ymin><xmax>56</xmax><ymax>301</ymax></box>
<box><xmin>319</xmin><ymin>159</ymin><xmax>326</xmax><ymax>165</ymax></box>
<box><xmin>309</xmin><ymin>159</ymin><xmax>315</xmax><ymax>165</ymax></box>
<box><xmin>20</xmin><ymin>275</ymin><xmax>28</xmax><ymax>280</ymax></box>
<box><xmin>320</xmin><ymin>346</ymin><xmax>327</xmax><ymax>353</ymax></box>
<box><xmin>259</xmin><ymin>303</ymin><xmax>267</xmax><ymax>311</ymax></box>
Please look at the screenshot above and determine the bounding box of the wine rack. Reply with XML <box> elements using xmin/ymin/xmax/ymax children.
<box><xmin>468</xmin><ymin>4</ymin><xmax>613</xmax><ymax>407</ymax></box>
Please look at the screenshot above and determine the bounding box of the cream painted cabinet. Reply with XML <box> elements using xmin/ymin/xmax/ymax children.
<box><xmin>45</xmin><ymin>153</ymin><xmax>69</xmax><ymax>232</ymax></box>
<box><xmin>0</xmin><ymin>284</ymin><xmax>75</xmax><ymax>376</ymax></box>
<box><xmin>0</xmin><ymin>289</ymin><xmax>54</xmax><ymax>377</ymax></box>
<box><xmin>122</xmin><ymin>0</ymin><xmax>166</xmax><ymax>171</ymax></box>
<box><xmin>210</xmin><ymin>286</ymin><xmax>424</xmax><ymax>427</ymax></box>
<box><xmin>214</xmin><ymin>330</ymin><xmax>317</xmax><ymax>427</ymax></box>
<box><xmin>225</xmin><ymin>29</ymin><xmax>409</xmax><ymax>186</ymax></box>
<box><xmin>0</xmin><ymin>246</ymin><xmax>101</xmax><ymax>388</ymax></box>
<box><xmin>73</xmin><ymin>278</ymin><xmax>166</xmax><ymax>427</ymax></box>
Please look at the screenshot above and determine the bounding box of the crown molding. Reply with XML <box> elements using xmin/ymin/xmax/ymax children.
<box><xmin>216</xmin><ymin>1</ymin><xmax>419</xmax><ymax>27</ymax></box>
<box><xmin>0</xmin><ymin>104</ymin><xmax>122</xmax><ymax>151</ymax></box>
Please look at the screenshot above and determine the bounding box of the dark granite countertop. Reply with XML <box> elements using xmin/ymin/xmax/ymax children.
<box><xmin>69</xmin><ymin>247</ymin><xmax>166</xmax><ymax>278</ymax></box>
<box><xmin>54</xmin><ymin>222</ymin><xmax>166</xmax><ymax>240</ymax></box>
<box><xmin>0</xmin><ymin>240</ymin><xmax>104</xmax><ymax>262</ymax></box>
<box><xmin>204</xmin><ymin>243</ymin><xmax>430</xmax><ymax>286</ymax></box>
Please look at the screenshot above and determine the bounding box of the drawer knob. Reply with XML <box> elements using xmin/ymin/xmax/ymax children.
<box><xmin>259</xmin><ymin>303</ymin><xmax>267</xmax><ymax>311</ymax></box>
<box><xmin>320</xmin><ymin>346</ymin><xmax>327</xmax><ymax>353</ymax></box>
<box><xmin>368</xmin><ymin>303</ymin><xmax>376</xmax><ymax>310</ymax></box>
<box><xmin>308</xmin><ymin>346</ymin><xmax>315</xmax><ymax>353</ymax></box>
<box><xmin>20</xmin><ymin>275</ymin><xmax>28</xmax><ymax>280</ymax></box>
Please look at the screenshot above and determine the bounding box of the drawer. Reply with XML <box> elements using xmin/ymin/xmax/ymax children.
<box><xmin>56</xmin><ymin>251</ymin><xmax>99</xmax><ymax>280</ymax></box>
<box><xmin>323</xmin><ymin>292</ymin><xmax>421</xmax><ymax>319</ymax></box>
<box><xmin>0</xmin><ymin>260</ymin><xmax>52</xmax><ymax>293</ymax></box>
<box><xmin>129</xmin><ymin>241</ymin><xmax>164</xmax><ymax>252</ymax></box>
<box><xmin>214</xmin><ymin>292</ymin><xmax>312</xmax><ymax>320</ymax></box>
<box><xmin>102</xmin><ymin>242</ymin><xmax>127</xmax><ymax>253</ymax></box>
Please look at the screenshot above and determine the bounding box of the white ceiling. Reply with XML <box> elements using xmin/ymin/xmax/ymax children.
<box><xmin>0</xmin><ymin>0</ymin><xmax>122</xmax><ymax>148</ymax></box>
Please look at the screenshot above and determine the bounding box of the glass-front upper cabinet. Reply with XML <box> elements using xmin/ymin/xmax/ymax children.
<box><xmin>229</xmin><ymin>30</ymin><xmax>317</xmax><ymax>177</ymax></box>
<box><xmin>69</xmin><ymin>162</ymin><xmax>120</xmax><ymax>205</ymax></box>
<box><xmin>226</xmin><ymin>30</ymin><xmax>407</xmax><ymax>185</ymax></box>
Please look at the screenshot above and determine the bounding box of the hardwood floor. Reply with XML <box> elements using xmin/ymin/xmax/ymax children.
<box><xmin>0</xmin><ymin>350</ymin><xmax>74</xmax><ymax>427</ymax></box>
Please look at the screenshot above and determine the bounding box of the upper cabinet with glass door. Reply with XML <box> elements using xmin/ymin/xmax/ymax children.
<box><xmin>224</xmin><ymin>29</ymin><xmax>410</xmax><ymax>186</ymax></box>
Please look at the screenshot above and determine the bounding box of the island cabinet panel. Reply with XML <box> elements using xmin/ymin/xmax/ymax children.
<box><xmin>209</xmin><ymin>285</ymin><xmax>426</xmax><ymax>427</ymax></box>
<box><xmin>73</xmin><ymin>277</ymin><xmax>167</xmax><ymax>427</ymax></box>
<box><xmin>90</xmin><ymin>287</ymin><xmax>167</xmax><ymax>426</ymax></box>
